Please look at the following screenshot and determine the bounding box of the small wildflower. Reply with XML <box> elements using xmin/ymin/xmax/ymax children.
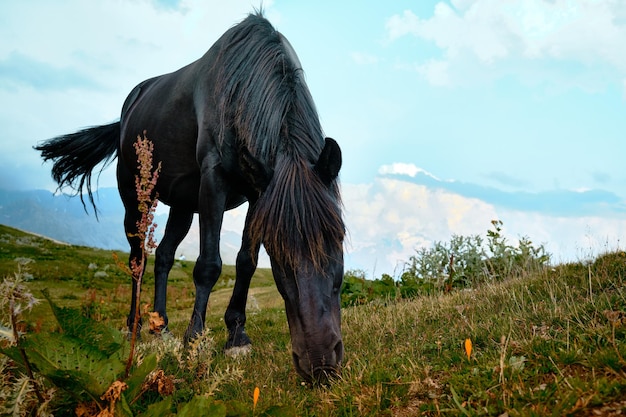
<box><xmin>464</xmin><ymin>338</ymin><xmax>472</xmax><ymax>361</ymax></box>
<box><xmin>253</xmin><ymin>386</ymin><xmax>260</xmax><ymax>411</ymax></box>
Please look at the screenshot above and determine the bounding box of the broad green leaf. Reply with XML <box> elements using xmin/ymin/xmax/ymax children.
<box><xmin>177</xmin><ymin>396</ymin><xmax>226</xmax><ymax>417</ymax></box>
<box><xmin>41</xmin><ymin>289</ymin><xmax>124</xmax><ymax>356</ymax></box>
<box><xmin>20</xmin><ymin>332</ymin><xmax>125</xmax><ymax>397</ymax></box>
<box><xmin>260</xmin><ymin>405</ymin><xmax>298</xmax><ymax>417</ymax></box>
<box><xmin>45</xmin><ymin>369</ymin><xmax>99</xmax><ymax>400</ymax></box>
<box><xmin>223</xmin><ymin>400</ymin><xmax>249</xmax><ymax>417</ymax></box>
<box><xmin>115</xmin><ymin>390</ymin><xmax>134</xmax><ymax>417</ymax></box>
<box><xmin>0</xmin><ymin>346</ymin><xmax>24</xmax><ymax>368</ymax></box>
<box><xmin>125</xmin><ymin>353</ymin><xmax>158</xmax><ymax>402</ymax></box>
<box><xmin>144</xmin><ymin>397</ymin><xmax>174</xmax><ymax>417</ymax></box>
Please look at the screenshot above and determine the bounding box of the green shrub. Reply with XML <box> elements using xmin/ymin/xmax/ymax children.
<box><xmin>341</xmin><ymin>221</ymin><xmax>551</xmax><ymax>304</ymax></box>
<box><xmin>403</xmin><ymin>220</ymin><xmax>550</xmax><ymax>290</ymax></box>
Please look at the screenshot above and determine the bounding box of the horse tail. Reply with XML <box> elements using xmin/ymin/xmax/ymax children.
<box><xmin>35</xmin><ymin>122</ymin><xmax>120</xmax><ymax>212</ymax></box>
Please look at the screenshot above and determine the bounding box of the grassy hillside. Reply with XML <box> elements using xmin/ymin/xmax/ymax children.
<box><xmin>0</xmin><ymin>224</ymin><xmax>277</xmax><ymax>334</ymax></box>
<box><xmin>2</xmin><ymin>224</ymin><xmax>626</xmax><ymax>415</ymax></box>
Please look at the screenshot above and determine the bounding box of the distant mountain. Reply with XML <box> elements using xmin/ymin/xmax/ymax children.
<box><xmin>0</xmin><ymin>188</ymin><xmax>252</xmax><ymax>265</ymax></box>
<box><xmin>0</xmin><ymin>188</ymin><xmax>127</xmax><ymax>250</ymax></box>
<box><xmin>378</xmin><ymin>166</ymin><xmax>626</xmax><ymax>217</ymax></box>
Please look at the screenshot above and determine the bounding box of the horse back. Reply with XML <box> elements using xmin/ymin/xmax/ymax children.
<box><xmin>117</xmin><ymin>13</ymin><xmax>312</xmax><ymax>210</ymax></box>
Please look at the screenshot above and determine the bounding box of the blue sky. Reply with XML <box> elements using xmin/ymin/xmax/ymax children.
<box><xmin>1</xmin><ymin>0</ymin><xmax>625</xmax><ymax>275</ymax></box>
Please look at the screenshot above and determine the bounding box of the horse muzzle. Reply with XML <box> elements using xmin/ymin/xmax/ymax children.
<box><xmin>292</xmin><ymin>338</ymin><xmax>344</xmax><ymax>383</ymax></box>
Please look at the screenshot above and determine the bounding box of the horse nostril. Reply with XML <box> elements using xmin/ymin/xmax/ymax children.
<box><xmin>292</xmin><ymin>351</ymin><xmax>312</xmax><ymax>382</ymax></box>
<box><xmin>333</xmin><ymin>340</ymin><xmax>344</xmax><ymax>365</ymax></box>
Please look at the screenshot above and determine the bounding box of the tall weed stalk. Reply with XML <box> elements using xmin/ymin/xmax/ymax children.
<box><xmin>125</xmin><ymin>132</ymin><xmax>161</xmax><ymax>378</ymax></box>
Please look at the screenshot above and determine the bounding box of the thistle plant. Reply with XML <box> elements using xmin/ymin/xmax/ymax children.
<box><xmin>0</xmin><ymin>270</ymin><xmax>39</xmax><ymax>346</ymax></box>
<box><xmin>0</xmin><ymin>271</ymin><xmax>52</xmax><ymax>415</ymax></box>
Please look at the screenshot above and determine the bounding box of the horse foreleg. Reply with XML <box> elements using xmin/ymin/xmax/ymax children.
<box><xmin>184</xmin><ymin>177</ymin><xmax>226</xmax><ymax>343</ymax></box>
<box><xmin>152</xmin><ymin>207</ymin><xmax>194</xmax><ymax>334</ymax></box>
<box><xmin>224</xmin><ymin>209</ymin><xmax>258</xmax><ymax>354</ymax></box>
<box><xmin>185</xmin><ymin>239</ymin><xmax>222</xmax><ymax>342</ymax></box>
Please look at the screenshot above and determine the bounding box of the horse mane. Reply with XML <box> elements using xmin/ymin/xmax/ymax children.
<box><xmin>215</xmin><ymin>13</ymin><xmax>345</xmax><ymax>269</ymax></box>
<box><xmin>215</xmin><ymin>13</ymin><xmax>321</xmax><ymax>162</ymax></box>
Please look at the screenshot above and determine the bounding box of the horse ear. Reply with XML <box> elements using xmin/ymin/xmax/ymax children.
<box><xmin>240</xmin><ymin>147</ymin><xmax>273</xmax><ymax>193</ymax></box>
<box><xmin>314</xmin><ymin>137</ymin><xmax>342</xmax><ymax>186</ymax></box>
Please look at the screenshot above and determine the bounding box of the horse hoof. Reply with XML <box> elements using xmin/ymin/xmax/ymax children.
<box><xmin>224</xmin><ymin>344</ymin><xmax>252</xmax><ymax>358</ymax></box>
<box><xmin>149</xmin><ymin>325</ymin><xmax>171</xmax><ymax>338</ymax></box>
<box><xmin>226</xmin><ymin>328</ymin><xmax>252</xmax><ymax>348</ymax></box>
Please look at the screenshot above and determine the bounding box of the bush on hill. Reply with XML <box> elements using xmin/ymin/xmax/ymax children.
<box><xmin>341</xmin><ymin>220</ymin><xmax>551</xmax><ymax>306</ymax></box>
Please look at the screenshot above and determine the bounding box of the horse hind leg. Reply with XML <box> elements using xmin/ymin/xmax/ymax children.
<box><xmin>152</xmin><ymin>207</ymin><xmax>194</xmax><ymax>334</ymax></box>
<box><xmin>124</xmin><ymin>209</ymin><xmax>147</xmax><ymax>336</ymax></box>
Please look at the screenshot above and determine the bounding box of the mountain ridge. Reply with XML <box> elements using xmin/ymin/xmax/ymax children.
<box><xmin>0</xmin><ymin>187</ymin><xmax>250</xmax><ymax>265</ymax></box>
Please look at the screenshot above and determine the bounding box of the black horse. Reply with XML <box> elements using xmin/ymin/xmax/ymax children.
<box><xmin>36</xmin><ymin>13</ymin><xmax>345</xmax><ymax>382</ymax></box>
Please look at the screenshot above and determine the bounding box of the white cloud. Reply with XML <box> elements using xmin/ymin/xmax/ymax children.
<box><xmin>415</xmin><ymin>59</ymin><xmax>452</xmax><ymax>87</ymax></box>
<box><xmin>386</xmin><ymin>9</ymin><xmax>421</xmax><ymax>41</ymax></box>
<box><xmin>378</xmin><ymin>162</ymin><xmax>442</xmax><ymax>180</ymax></box>
<box><xmin>496</xmin><ymin>209</ymin><xmax>626</xmax><ymax>263</ymax></box>
<box><xmin>386</xmin><ymin>0</ymin><xmax>626</xmax><ymax>89</ymax></box>
<box><xmin>0</xmin><ymin>0</ymin><xmax>273</xmax><ymax>189</ymax></box>
<box><xmin>342</xmin><ymin>172</ymin><xmax>626</xmax><ymax>276</ymax></box>
<box><xmin>342</xmin><ymin>177</ymin><xmax>498</xmax><ymax>274</ymax></box>
<box><xmin>0</xmin><ymin>0</ymin><xmax>263</xmax><ymax>91</ymax></box>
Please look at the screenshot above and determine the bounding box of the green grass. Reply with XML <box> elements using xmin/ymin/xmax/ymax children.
<box><xmin>2</xmin><ymin>224</ymin><xmax>626</xmax><ymax>415</ymax></box>
<box><xmin>214</xmin><ymin>256</ymin><xmax>625</xmax><ymax>416</ymax></box>
<box><xmin>0</xmin><ymin>224</ymin><xmax>276</xmax><ymax>333</ymax></box>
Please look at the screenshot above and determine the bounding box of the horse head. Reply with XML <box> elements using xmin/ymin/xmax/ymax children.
<box><xmin>244</xmin><ymin>137</ymin><xmax>345</xmax><ymax>383</ymax></box>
